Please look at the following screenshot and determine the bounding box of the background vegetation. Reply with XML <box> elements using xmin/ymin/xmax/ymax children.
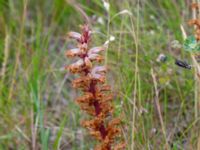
<box><xmin>0</xmin><ymin>0</ymin><xmax>199</xmax><ymax>149</ymax></box>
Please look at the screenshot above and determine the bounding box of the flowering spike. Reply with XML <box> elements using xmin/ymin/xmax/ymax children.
<box><xmin>65</xmin><ymin>25</ymin><xmax>125</xmax><ymax>149</ymax></box>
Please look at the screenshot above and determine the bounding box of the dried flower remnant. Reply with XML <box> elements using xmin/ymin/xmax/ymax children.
<box><xmin>188</xmin><ymin>3</ymin><xmax>200</xmax><ymax>41</ymax></box>
<box><xmin>65</xmin><ymin>25</ymin><xmax>125</xmax><ymax>150</ymax></box>
<box><xmin>191</xmin><ymin>2</ymin><xmax>200</xmax><ymax>9</ymax></box>
<box><xmin>188</xmin><ymin>19</ymin><xmax>200</xmax><ymax>41</ymax></box>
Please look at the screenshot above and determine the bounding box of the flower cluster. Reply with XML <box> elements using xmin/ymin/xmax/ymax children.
<box><xmin>65</xmin><ymin>25</ymin><xmax>125</xmax><ymax>150</ymax></box>
<box><xmin>188</xmin><ymin>3</ymin><xmax>200</xmax><ymax>41</ymax></box>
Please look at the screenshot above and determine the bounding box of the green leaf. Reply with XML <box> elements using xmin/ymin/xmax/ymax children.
<box><xmin>183</xmin><ymin>35</ymin><xmax>197</xmax><ymax>52</ymax></box>
<box><xmin>183</xmin><ymin>35</ymin><xmax>200</xmax><ymax>52</ymax></box>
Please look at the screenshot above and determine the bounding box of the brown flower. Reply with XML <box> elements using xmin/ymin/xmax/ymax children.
<box><xmin>65</xmin><ymin>25</ymin><xmax>125</xmax><ymax>150</ymax></box>
<box><xmin>188</xmin><ymin>3</ymin><xmax>200</xmax><ymax>41</ymax></box>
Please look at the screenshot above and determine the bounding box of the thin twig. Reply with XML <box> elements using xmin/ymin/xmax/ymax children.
<box><xmin>31</xmin><ymin>108</ymin><xmax>36</xmax><ymax>150</ymax></box>
<box><xmin>151</xmin><ymin>68</ymin><xmax>170</xmax><ymax>150</ymax></box>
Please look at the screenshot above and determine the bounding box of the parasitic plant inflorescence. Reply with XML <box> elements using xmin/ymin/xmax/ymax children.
<box><xmin>65</xmin><ymin>25</ymin><xmax>125</xmax><ymax>150</ymax></box>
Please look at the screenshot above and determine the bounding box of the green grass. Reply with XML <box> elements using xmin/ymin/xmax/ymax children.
<box><xmin>0</xmin><ymin>0</ymin><xmax>199</xmax><ymax>149</ymax></box>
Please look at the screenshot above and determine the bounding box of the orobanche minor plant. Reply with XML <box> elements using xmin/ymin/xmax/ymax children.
<box><xmin>65</xmin><ymin>25</ymin><xmax>125</xmax><ymax>150</ymax></box>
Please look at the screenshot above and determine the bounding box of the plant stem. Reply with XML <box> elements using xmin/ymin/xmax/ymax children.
<box><xmin>89</xmin><ymin>80</ymin><xmax>108</xmax><ymax>140</ymax></box>
<box><xmin>83</xmin><ymin>62</ymin><xmax>110</xmax><ymax>149</ymax></box>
